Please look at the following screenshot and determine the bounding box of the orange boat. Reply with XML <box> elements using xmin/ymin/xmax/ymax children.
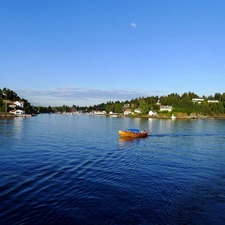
<box><xmin>118</xmin><ymin>128</ymin><xmax>149</xmax><ymax>138</ymax></box>
<box><xmin>119</xmin><ymin>136</ymin><xmax>141</xmax><ymax>142</ymax></box>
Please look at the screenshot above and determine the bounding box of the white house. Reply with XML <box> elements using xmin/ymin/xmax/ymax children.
<box><xmin>92</xmin><ymin>110</ymin><xmax>106</xmax><ymax>115</ymax></box>
<box><xmin>8</xmin><ymin>103</ymin><xmax>17</xmax><ymax>109</ymax></box>
<box><xmin>9</xmin><ymin>109</ymin><xmax>25</xmax><ymax>116</ymax></box>
<box><xmin>192</xmin><ymin>98</ymin><xmax>204</xmax><ymax>104</ymax></box>
<box><xmin>149</xmin><ymin>110</ymin><xmax>158</xmax><ymax>116</ymax></box>
<box><xmin>14</xmin><ymin>100</ymin><xmax>24</xmax><ymax>108</ymax></box>
<box><xmin>160</xmin><ymin>105</ymin><xmax>172</xmax><ymax>112</ymax></box>
<box><xmin>123</xmin><ymin>104</ymin><xmax>130</xmax><ymax>109</ymax></box>
<box><xmin>134</xmin><ymin>108</ymin><xmax>141</xmax><ymax>114</ymax></box>
<box><xmin>124</xmin><ymin>109</ymin><xmax>132</xmax><ymax>115</ymax></box>
<box><xmin>207</xmin><ymin>100</ymin><xmax>219</xmax><ymax>103</ymax></box>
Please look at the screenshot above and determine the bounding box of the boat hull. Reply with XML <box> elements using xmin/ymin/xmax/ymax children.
<box><xmin>118</xmin><ymin>130</ymin><xmax>148</xmax><ymax>138</ymax></box>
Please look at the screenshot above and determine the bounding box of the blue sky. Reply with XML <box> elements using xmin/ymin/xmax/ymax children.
<box><xmin>1</xmin><ymin>0</ymin><xmax>225</xmax><ymax>106</ymax></box>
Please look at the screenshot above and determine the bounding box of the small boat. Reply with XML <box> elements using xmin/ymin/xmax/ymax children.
<box><xmin>118</xmin><ymin>128</ymin><xmax>149</xmax><ymax>138</ymax></box>
<box><xmin>171</xmin><ymin>114</ymin><xmax>176</xmax><ymax>119</ymax></box>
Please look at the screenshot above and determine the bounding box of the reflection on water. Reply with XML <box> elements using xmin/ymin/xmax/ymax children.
<box><xmin>12</xmin><ymin>117</ymin><xmax>24</xmax><ymax>140</ymax></box>
<box><xmin>118</xmin><ymin>136</ymin><xmax>141</xmax><ymax>143</ymax></box>
<box><xmin>119</xmin><ymin>136</ymin><xmax>149</xmax><ymax>143</ymax></box>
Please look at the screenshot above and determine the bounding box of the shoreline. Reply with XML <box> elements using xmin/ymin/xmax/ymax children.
<box><xmin>116</xmin><ymin>112</ymin><xmax>225</xmax><ymax>120</ymax></box>
<box><xmin>1</xmin><ymin>112</ymin><xmax>225</xmax><ymax>120</ymax></box>
<box><xmin>0</xmin><ymin>112</ymin><xmax>34</xmax><ymax>118</ymax></box>
<box><xmin>0</xmin><ymin>112</ymin><xmax>16</xmax><ymax>118</ymax></box>
<box><xmin>126</xmin><ymin>115</ymin><xmax>225</xmax><ymax>120</ymax></box>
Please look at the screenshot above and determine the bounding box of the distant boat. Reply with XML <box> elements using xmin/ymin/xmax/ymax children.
<box><xmin>23</xmin><ymin>114</ymin><xmax>33</xmax><ymax>117</ymax></box>
<box><xmin>118</xmin><ymin>128</ymin><xmax>149</xmax><ymax>138</ymax></box>
<box><xmin>171</xmin><ymin>114</ymin><xmax>176</xmax><ymax>119</ymax></box>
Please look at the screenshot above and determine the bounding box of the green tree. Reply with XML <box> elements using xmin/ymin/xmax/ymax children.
<box><xmin>23</xmin><ymin>99</ymin><xmax>33</xmax><ymax>114</ymax></box>
<box><xmin>139</xmin><ymin>99</ymin><xmax>149</xmax><ymax>115</ymax></box>
<box><xmin>105</xmin><ymin>104</ymin><xmax>114</xmax><ymax>114</ymax></box>
<box><xmin>201</xmin><ymin>102</ymin><xmax>212</xmax><ymax>116</ymax></box>
<box><xmin>114</xmin><ymin>102</ymin><xmax>122</xmax><ymax>113</ymax></box>
<box><xmin>0</xmin><ymin>99</ymin><xmax>5</xmax><ymax>112</ymax></box>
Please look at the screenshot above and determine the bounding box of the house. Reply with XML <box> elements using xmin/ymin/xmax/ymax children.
<box><xmin>92</xmin><ymin>110</ymin><xmax>106</xmax><ymax>115</ymax></box>
<box><xmin>124</xmin><ymin>109</ymin><xmax>132</xmax><ymax>115</ymax></box>
<box><xmin>156</xmin><ymin>100</ymin><xmax>161</xmax><ymax>106</ymax></box>
<box><xmin>9</xmin><ymin>103</ymin><xmax>17</xmax><ymax>109</ymax></box>
<box><xmin>160</xmin><ymin>105</ymin><xmax>172</xmax><ymax>112</ymax></box>
<box><xmin>207</xmin><ymin>100</ymin><xmax>219</xmax><ymax>103</ymax></box>
<box><xmin>9</xmin><ymin>109</ymin><xmax>25</xmax><ymax>116</ymax></box>
<box><xmin>192</xmin><ymin>98</ymin><xmax>204</xmax><ymax>104</ymax></box>
<box><xmin>149</xmin><ymin>110</ymin><xmax>158</xmax><ymax>116</ymax></box>
<box><xmin>13</xmin><ymin>100</ymin><xmax>24</xmax><ymax>108</ymax></box>
<box><xmin>123</xmin><ymin>104</ymin><xmax>130</xmax><ymax>109</ymax></box>
<box><xmin>134</xmin><ymin>108</ymin><xmax>141</xmax><ymax>114</ymax></box>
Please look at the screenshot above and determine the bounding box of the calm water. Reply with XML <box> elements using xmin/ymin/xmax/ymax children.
<box><xmin>1</xmin><ymin>114</ymin><xmax>225</xmax><ymax>225</ymax></box>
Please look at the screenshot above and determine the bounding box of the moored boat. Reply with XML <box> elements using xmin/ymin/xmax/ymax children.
<box><xmin>118</xmin><ymin>128</ymin><xmax>149</xmax><ymax>138</ymax></box>
<box><xmin>171</xmin><ymin>114</ymin><xmax>176</xmax><ymax>119</ymax></box>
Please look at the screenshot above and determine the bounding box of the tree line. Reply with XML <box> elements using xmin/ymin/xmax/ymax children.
<box><xmin>1</xmin><ymin>88</ymin><xmax>225</xmax><ymax>116</ymax></box>
<box><xmin>46</xmin><ymin>91</ymin><xmax>225</xmax><ymax>116</ymax></box>
<box><xmin>91</xmin><ymin>92</ymin><xmax>225</xmax><ymax>116</ymax></box>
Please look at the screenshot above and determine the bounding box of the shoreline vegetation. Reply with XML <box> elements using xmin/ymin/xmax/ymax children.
<box><xmin>1</xmin><ymin>88</ymin><xmax>225</xmax><ymax>119</ymax></box>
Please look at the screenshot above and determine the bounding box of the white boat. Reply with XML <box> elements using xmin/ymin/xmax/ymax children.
<box><xmin>171</xmin><ymin>114</ymin><xmax>176</xmax><ymax>119</ymax></box>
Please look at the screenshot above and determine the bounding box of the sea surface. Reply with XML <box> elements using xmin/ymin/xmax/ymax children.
<box><xmin>1</xmin><ymin>114</ymin><xmax>225</xmax><ymax>225</ymax></box>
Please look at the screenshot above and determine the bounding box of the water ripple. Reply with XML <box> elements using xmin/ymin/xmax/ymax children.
<box><xmin>1</xmin><ymin>115</ymin><xmax>225</xmax><ymax>224</ymax></box>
